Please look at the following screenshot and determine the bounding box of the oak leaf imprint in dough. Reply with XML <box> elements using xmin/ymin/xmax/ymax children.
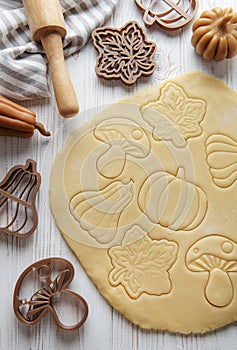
<box><xmin>94</xmin><ymin>118</ymin><xmax>150</xmax><ymax>179</ymax></box>
<box><xmin>142</xmin><ymin>82</ymin><xmax>206</xmax><ymax>148</ymax></box>
<box><xmin>108</xmin><ymin>225</ymin><xmax>178</xmax><ymax>299</ymax></box>
<box><xmin>49</xmin><ymin>72</ymin><xmax>237</xmax><ymax>333</ymax></box>
<box><xmin>205</xmin><ymin>134</ymin><xmax>237</xmax><ymax>188</ymax></box>
<box><xmin>186</xmin><ymin>235</ymin><xmax>237</xmax><ymax>308</ymax></box>
<box><xmin>69</xmin><ymin>180</ymin><xmax>134</xmax><ymax>244</ymax></box>
<box><xmin>138</xmin><ymin>167</ymin><xmax>207</xmax><ymax>231</ymax></box>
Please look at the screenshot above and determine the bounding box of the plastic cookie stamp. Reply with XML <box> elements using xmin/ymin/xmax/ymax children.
<box><xmin>13</xmin><ymin>258</ymin><xmax>88</xmax><ymax>331</ymax></box>
<box><xmin>92</xmin><ymin>21</ymin><xmax>156</xmax><ymax>85</ymax></box>
<box><xmin>135</xmin><ymin>0</ymin><xmax>198</xmax><ymax>30</ymax></box>
<box><xmin>0</xmin><ymin>159</ymin><xmax>41</xmax><ymax>237</ymax></box>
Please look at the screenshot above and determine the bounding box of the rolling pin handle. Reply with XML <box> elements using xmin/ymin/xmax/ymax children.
<box><xmin>41</xmin><ymin>32</ymin><xmax>79</xmax><ymax>118</ymax></box>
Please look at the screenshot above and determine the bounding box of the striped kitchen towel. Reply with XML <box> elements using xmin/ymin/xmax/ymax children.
<box><xmin>0</xmin><ymin>0</ymin><xmax>118</xmax><ymax>101</ymax></box>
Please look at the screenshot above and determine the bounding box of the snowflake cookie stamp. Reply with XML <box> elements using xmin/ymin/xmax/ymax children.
<box><xmin>92</xmin><ymin>21</ymin><xmax>156</xmax><ymax>85</ymax></box>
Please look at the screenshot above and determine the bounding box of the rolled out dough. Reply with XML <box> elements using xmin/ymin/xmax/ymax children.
<box><xmin>50</xmin><ymin>72</ymin><xmax>237</xmax><ymax>333</ymax></box>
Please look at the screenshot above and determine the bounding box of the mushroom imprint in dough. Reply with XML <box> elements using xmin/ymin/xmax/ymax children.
<box><xmin>185</xmin><ymin>235</ymin><xmax>237</xmax><ymax>307</ymax></box>
<box><xmin>94</xmin><ymin>117</ymin><xmax>150</xmax><ymax>178</ymax></box>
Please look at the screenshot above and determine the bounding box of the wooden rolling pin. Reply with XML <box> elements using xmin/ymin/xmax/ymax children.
<box><xmin>23</xmin><ymin>0</ymin><xmax>79</xmax><ymax>118</ymax></box>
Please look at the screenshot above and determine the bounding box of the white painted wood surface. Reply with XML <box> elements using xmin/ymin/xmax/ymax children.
<box><xmin>1</xmin><ymin>0</ymin><xmax>237</xmax><ymax>349</ymax></box>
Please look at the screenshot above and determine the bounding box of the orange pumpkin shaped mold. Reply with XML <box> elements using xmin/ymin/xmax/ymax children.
<box><xmin>191</xmin><ymin>7</ymin><xmax>237</xmax><ymax>61</ymax></box>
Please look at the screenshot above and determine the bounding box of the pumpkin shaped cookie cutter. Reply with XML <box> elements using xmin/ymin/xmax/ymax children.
<box><xmin>0</xmin><ymin>159</ymin><xmax>41</xmax><ymax>237</ymax></box>
<box><xmin>135</xmin><ymin>0</ymin><xmax>198</xmax><ymax>30</ymax></box>
<box><xmin>13</xmin><ymin>258</ymin><xmax>88</xmax><ymax>331</ymax></box>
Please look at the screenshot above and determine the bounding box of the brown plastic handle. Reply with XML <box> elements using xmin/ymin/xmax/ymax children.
<box><xmin>41</xmin><ymin>32</ymin><xmax>79</xmax><ymax>118</ymax></box>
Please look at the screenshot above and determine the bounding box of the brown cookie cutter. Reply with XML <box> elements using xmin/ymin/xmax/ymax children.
<box><xmin>92</xmin><ymin>21</ymin><xmax>156</xmax><ymax>85</ymax></box>
<box><xmin>13</xmin><ymin>257</ymin><xmax>88</xmax><ymax>331</ymax></box>
<box><xmin>0</xmin><ymin>159</ymin><xmax>41</xmax><ymax>237</ymax></box>
<box><xmin>135</xmin><ymin>0</ymin><xmax>198</xmax><ymax>30</ymax></box>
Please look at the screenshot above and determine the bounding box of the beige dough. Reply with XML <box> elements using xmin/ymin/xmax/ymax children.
<box><xmin>50</xmin><ymin>72</ymin><xmax>237</xmax><ymax>333</ymax></box>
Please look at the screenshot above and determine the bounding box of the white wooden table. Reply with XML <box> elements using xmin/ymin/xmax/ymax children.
<box><xmin>1</xmin><ymin>0</ymin><xmax>237</xmax><ymax>349</ymax></box>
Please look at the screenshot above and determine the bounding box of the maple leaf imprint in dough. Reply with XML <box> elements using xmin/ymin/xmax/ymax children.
<box><xmin>92</xmin><ymin>21</ymin><xmax>156</xmax><ymax>85</ymax></box>
<box><xmin>108</xmin><ymin>225</ymin><xmax>178</xmax><ymax>299</ymax></box>
<box><xmin>142</xmin><ymin>82</ymin><xmax>207</xmax><ymax>148</ymax></box>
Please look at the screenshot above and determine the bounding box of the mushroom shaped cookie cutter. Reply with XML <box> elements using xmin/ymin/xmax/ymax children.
<box><xmin>185</xmin><ymin>235</ymin><xmax>237</xmax><ymax>308</ymax></box>
<box><xmin>13</xmin><ymin>258</ymin><xmax>88</xmax><ymax>331</ymax></box>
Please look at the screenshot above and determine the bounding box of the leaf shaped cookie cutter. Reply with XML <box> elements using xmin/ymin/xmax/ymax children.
<box><xmin>0</xmin><ymin>159</ymin><xmax>41</xmax><ymax>237</ymax></box>
<box><xmin>92</xmin><ymin>21</ymin><xmax>156</xmax><ymax>85</ymax></box>
<box><xmin>13</xmin><ymin>258</ymin><xmax>89</xmax><ymax>331</ymax></box>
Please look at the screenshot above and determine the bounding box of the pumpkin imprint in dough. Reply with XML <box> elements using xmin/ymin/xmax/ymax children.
<box><xmin>94</xmin><ymin>118</ymin><xmax>150</xmax><ymax>179</ymax></box>
<box><xmin>138</xmin><ymin>167</ymin><xmax>207</xmax><ymax>231</ymax></box>
<box><xmin>50</xmin><ymin>72</ymin><xmax>237</xmax><ymax>333</ymax></box>
<box><xmin>142</xmin><ymin>82</ymin><xmax>207</xmax><ymax>148</ymax></box>
<box><xmin>108</xmin><ymin>225</ymin><xmax>178</xmax><ymax>299</ymax></box>
<box><xmin>205</xmin><ymin>134</ymin><xmax>237</xmax><ymax>188</ymax></box>
<box><xmin>69</xmin><ymin>180</ymin><xmax>135</xmax><ymax>244</ymax></box>
<box><xmin>186</xmin><ymin>235</ymin><xmax>237</xmax><ymax>308</ymax></box>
